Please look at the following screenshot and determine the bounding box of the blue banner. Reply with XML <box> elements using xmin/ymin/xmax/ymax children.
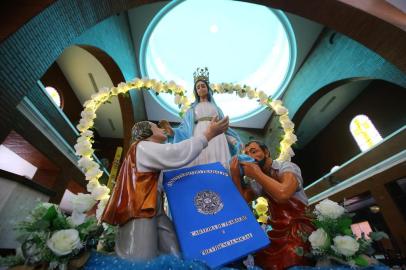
<box><xmin>163</xmin><ymin>162</ymin><xmax>270</xmax><ymax>268</ymax></box>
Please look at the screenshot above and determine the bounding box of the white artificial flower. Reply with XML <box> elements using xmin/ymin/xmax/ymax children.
<box><xmin>78</xmin><ymin>118</ymin><xmax>93</xmax><ymax>130</ymax></box>
<box><xmin>277</xmin><ymin>151</ymin><xmax>291</xmax><ymax>162</ymax></box>
<box><xmin>110</xmin><ymin>87</ymin><xmax>119</xmax><ymax>95</ymax></box>
<box><xmin>174</xmin><ymin>95</ymin><xmax>182</xmax><ymax>105</ymax></box>
<box><xmin>167</xmin><ymin>80</ymin><xmax>176</xmax><ymax>90</ymax></box>
<box><xmin>279</xmin><ymin>117</ymin><xmax>295</xmax><ymax>130</ymax></box>
<box><xmin>91</xmin><ymin>185</ymin><xmax>110</xmax><ymax>200</ymax></box>
<box><xmin>96</xmin><ymin>197</ymin><xmax>110</xmax><ymax>220</ymax></box>
<box><xmin>83</xmin><ymin>100</ymin><xmax>97</xmax><ymax>110</ymax></box>
<box><xmin>161</xmin><ymin>82</ymin><xmax>169</xmax><ymax>92</ymax></box>
<box><xmin>279</xmin><ymin>114</ymin><xmax>289</xmax><ymax>122</ymax></box>
<box><xmin>273</xmin><ymin>104</ymin><xmax>288</xmax><ymax>115</ymax></box>
<box><xmin>76</xmin><ymin>135</ymin><xmax>89</xmax><ymax>144</ymax></box>
<box><xmin>78</xmin><ymin>157</ymin><xmax>97</xmax><ymax>171</ymax></box>
<box><xmin>71</xmin><ymin>193</ymin><xmax>96</xmax><ymax>213</ymax></box>
<box><xmin>85</xmin><ymin>166</ymin><xmax>103</xmax><ymax>181</ymax></box>
<box><xmin>238</xmin><ymin>90</ymin><xmax>246</xmax><ymax>98</ymax></box>
<box><xmin>80</xmin><ymin>108</ymin><xmax>96</xmax><ymax>121</ymax></box>
<box><xmin>177</xmin><ymin>85</ymin><xmax>186</xmax><ymax>94</ymax></box>
<box><xmin>332</xmin><ymin>235</ymin><xmax>359</xmax><ymax>257</ymax></box>
<box><xmin>210</xmin><ymin>83</ymin><xmax>218</xmax><ymax>91</ymax></box>
<box><xmin>270</xmin><ymin>99</ymin><xmax>283</xmax><ymax>108</ymax></box>
<box><xmin>181</xmin><ymin>96</ymin><xmax>190</xmax><ymax>106</ymax></box>
<box><xmin>68</xmin><ymin>210</ymin><xmax>86</xmax><ymax>226</ymax></box>
<box><xmin>280</xmin><ymin>139</ymin><xmax>290</xmax><ymax>150</ymax></box>
<box><xmin>81</xmin><ymin>130</ymin><xmax>93</xmax><ymax>138</ymax></box>
<box><xmin>87</xmin><ymin>180</ymin><xmax>100</xmax><ymax>193</ymax></box>
<box><xmin>76</xmin><ymin>123</ymin><xmax>88</xmax><ymax>133</ymax></box>
<box><xmin>283</xmin><ymin>132</ymin><xmax>298</xmax><ymax>145</ymax></box>
<box><xmin>155</xmin><ymin>81</ymin><xmax>164</xmax><ymax>92</ymax></box>
<box><xmin>98</xmin><ymin>87</ymin><xmax>110</xmax><ymax>95</ymax></box>
<box><xmin>247</xmin><ymin>89</ymin><xmax>256</xmax><ymax>99</ymax></box>
<box><xmin>47</xmin><ymin>229</ymin><xmax>82</xmax><ymax>256</ymax></box>
<box><xmin>286</xmin><ymin>146</ymin><xmax>295</xmax><ymax>157</ymax></box>
<box><xmin>90</xmin><ymin>92</ymin><xmax>100</xmax><ymax>100</ymax></box>
<box><xmin>258</xmin><ymin>91</ymin><xmax>268</xmax><ymax>104</ymax></box>
<box><xmin>74</xmin><ymin>140</ymin><xmax>93</xmax><ymax>157</ymax></box>
<box><xmin>315</xmin><ymin>199</ymin><xmax>345</xmax><ymax>219</ymax></box>
<box><xmin>309</xmin><ymin>228</ymin><xmax>330</xmax><ymax>250</ymax></box>
<box><xmin>117</xmin><ymin>82</ymin><xmax>128</xmax><ymax>93</ymax></box>
<box><xmin>144</xmin><ymin>79</ymin><xmax>153</xmax><ymax>88</ymax></box>
<box><xmin>270</xmin><ymin>99</ymin><xmax>286</xmax><ymax>113</ymax></box>
<box><xmin>226</xmin><ymin>84</ymin><xmax>234</xmax><ymax>93</ymax></box>
<box><xmin>217</xmin><ymin>85</ymin><xmax>225</xmax><ymax>93</ymax></box>
<box><xmin>150</xmin><ymin>79</ymin><xmax>158</xmax><ymax>89</ymax></box>
<box><xmin>74</xmin><ymin>139</ymin><xmax>92</xmax><ymax>151</ymax></box>
<box><xmin>118</xmin><ymin>82</ymin><xmax>127</xmax><ymax>88</ymax></box>
<box><xmin>132</xmin><ymin>78</ymin><xmax>144</xmax><ymax>89</ymax></box>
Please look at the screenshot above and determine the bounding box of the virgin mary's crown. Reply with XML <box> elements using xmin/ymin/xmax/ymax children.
<box><xmin>193</xmin><ymin>67</ymin><xmax>210</xmax><ymax>83</ymax></box>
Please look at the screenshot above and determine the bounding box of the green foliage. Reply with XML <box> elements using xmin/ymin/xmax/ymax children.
<box><xmin>2</xmin><ymin>202</ymin><xmax>108</xmax><ymax>269</ymax></box>
<box><xmin>312</xmin><ymin>214</ymin><xmax>353</xmax><ymax>237</ymax></box>
<box><xmin>354</xmin><ymin>255</ymin><xmax>369</xmax><ymax>267</ymax></box>
<box><xmin>43</xmin><ymin>206</ymin><xmax>58</xmax><ymax>221</ymax></box>
<box><xmin>0</xmin><ymin>255</ymin><xmax>24</xmax><ymax>267</ymax></box>
<box><xmin>98</xmin><ymin>225</ymin><xmax>117</xmax><ymax>253</ymax></box>
<box><xmin>294</xmin><ymin>247</ymin><xmax>304</xmax><ymax>256</ymax></box>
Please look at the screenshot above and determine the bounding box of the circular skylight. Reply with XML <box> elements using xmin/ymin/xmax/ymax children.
<box><xmin>140</xmin><ymin>0</ymin><xmax>296</xmax><ymax>121</ymax></box>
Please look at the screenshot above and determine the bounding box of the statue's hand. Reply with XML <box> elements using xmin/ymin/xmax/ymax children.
<box><xmin>241</xmin><ymin>162</ymin><xmax>262</xmax><ymax>179</ymax></box>
<box><xmin>158</xmin><ymin>120</ymin><xmax>174</xmax><ymax>137</ymax></box>
<box><xmin>230</xmin><ymin>156</ymin><xmax>241</xmax><ymax>180</ymax></box>
<box><xmin>204</xmin><ymin>116</ymin><xmax>229</xmax><ymax>141</ymax></box>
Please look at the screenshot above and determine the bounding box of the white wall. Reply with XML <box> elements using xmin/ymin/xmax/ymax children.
<box><xmin>0</xmin><ymin>177</ymin><xmax>49</xmax><ymax>249</ymax></box>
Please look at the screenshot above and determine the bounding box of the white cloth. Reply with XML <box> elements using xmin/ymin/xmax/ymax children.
<box><xmin>136</xmin><ymin>135</ymin><xmax>208</xmax><ymax>172</ymax></box>
<box><xmin>271</xmin><ymin>160</ymin><xmax>308</xmax><ymax>205</ymax></box>
<box><xmin>186</xmin><ymin>102</ymin><xmax>231</xmax><ymax>169</ymax></box>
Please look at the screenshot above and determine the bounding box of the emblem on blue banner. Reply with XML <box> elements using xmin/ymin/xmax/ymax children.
<box><xmin>163</xmin><ymin>162</ymin><xmax>270</xmax><ymax>268</ymax></box>
<box><xmin>194</xmin><ymin>190</ymin><xmax>224</xmax><ymax>215</ymax></box>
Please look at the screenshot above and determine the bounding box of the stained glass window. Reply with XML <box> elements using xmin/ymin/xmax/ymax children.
<box><xmin>350</xmin><ymin>115</ymin><xmax>383</xmax><ymax>151</ymax></box>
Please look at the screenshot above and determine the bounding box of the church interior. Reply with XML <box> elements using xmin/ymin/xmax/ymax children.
<box><xmin>0</xmin><ymin>0</ymin><xmax>405</xmax><ymax>268</ymax></box>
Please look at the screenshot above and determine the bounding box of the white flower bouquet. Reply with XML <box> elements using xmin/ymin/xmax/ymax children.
<box><xmin>308</xmin><ymin>199</ymin><xmax>388</xmax><ymax>267</ymax></box>
<box><xmin>0</xmin><ymin>202</ymin><xmax>115</xmax><ymax>269</ymax></box>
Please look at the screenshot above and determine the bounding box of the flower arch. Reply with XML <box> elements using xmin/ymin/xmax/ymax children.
<box><xmin>72</xmin><ymin>78</ymin><xmax>297</xmax><ymax>220</ymax></box>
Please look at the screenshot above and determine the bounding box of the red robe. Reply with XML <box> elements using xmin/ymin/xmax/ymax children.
<box><xmin>255</xmin><ymin>195</ymin><xmax>314</xmax><ymax>270</ymax></box>
<box><xmin>102</xmin><ymin>142</ymin><xmax>159</xmax><ymax>225</ymax></box>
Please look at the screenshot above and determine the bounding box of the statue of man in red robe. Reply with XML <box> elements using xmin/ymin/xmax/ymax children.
<box><xmin>230</xmin><ymin>140</ymin><xmax>314</xmax><ymax>270</ymax></box>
